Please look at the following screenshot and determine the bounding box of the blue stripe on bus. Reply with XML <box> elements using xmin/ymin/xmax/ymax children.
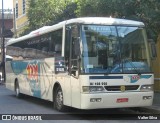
<box><xmin>89</xmin><ymin>76</ymin><xmax>123</xmax><ymax>79</ymax></box>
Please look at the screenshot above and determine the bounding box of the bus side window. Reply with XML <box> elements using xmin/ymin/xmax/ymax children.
<box><xmin>51</xmin><ymin>29</ymin><xmax>63</xmax><ymax>56</ymax></box>
<box><xmin>55</xmin><ymin>44</ymin><xmax>62</xmax><ymax>56</ymax></box>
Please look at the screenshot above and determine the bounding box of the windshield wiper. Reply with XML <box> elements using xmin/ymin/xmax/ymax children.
<box><xmin>122</xmin><ymin>58</ymin><xmax>141</xmax><ymax>75</ymax></box>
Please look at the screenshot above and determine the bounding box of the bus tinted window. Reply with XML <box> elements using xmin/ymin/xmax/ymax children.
<box><xmin>7</xmin><ymin>29</ymin><xmax>62</xmax><ymax>60</ymax></box>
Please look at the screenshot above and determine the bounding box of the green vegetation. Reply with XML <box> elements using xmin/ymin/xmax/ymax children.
<box><xmin>23</xmin><ymin>0</ymin><xmax>160</xmax><ymax>40</ymax></box>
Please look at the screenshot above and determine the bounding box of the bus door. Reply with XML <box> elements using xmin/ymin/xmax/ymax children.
<box><xmin>64</xmin><ymin>25</ymin><xmax>81</xmax><ymax>108</ymax></box>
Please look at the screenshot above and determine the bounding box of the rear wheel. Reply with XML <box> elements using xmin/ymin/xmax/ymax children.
<box><xmin>15</xmin><ymin>81</ymin><xmax>21</xmax><ymax>98</ymax></box>
<box><xmin>54</xmin><ymin>86</ymin><xmax>66</xmax><ymax>112</ymax></box>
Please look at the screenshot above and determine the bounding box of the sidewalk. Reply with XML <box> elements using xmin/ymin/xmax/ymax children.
<box><xmin>141</xmin><ymin>92</ymin><xmax>160</xmax><ymax>113</ymax></box>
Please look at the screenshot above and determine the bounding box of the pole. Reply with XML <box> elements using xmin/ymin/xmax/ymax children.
<box><xmin>1</xmin><ymin>0</ymin><xmax>4</xmax><ymax>38</ymax></box>
<box><xmin>1</xmin><ymin>0</ymin><xmax>5</xmax><ymax>83</ymax></box>
<box><xmin>13</xmin><ymin>8</ymin><xmax>17</xmax><ymax>38</ymax></box>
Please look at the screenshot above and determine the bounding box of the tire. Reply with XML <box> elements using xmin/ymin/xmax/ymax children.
<box><xmin>15</xmin><ymin>82</ymin><xmax>22</xmax><ymax>98</ymax></box>
<box><xmin>54</xmin><ymin>86</ymin><xmax>66</xmax><ymax>112</ymax></box>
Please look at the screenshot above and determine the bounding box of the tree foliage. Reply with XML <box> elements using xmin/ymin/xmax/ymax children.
<box><xmin>27</xmin><ymin>0</ymin><xmax>66</xmax><ymax>30</ymax></box>
<box><xmin>76</xmin><ymin>0</ymin><xmax>160</xmax><ymax>40</ymax></box>
<box><xmin>24</xmin><ymin>0</ymin><xmax>160</xmax><ymax>41</ymax></box>
<box><xmin>49</xmin><ymin>2</ymin><xmax>77</xmax><ymax>25</ymax></box>
<box><xmin>22</xmin><ymin>0</ymin><xmax>77</xmax><ymax>36</ymax></box>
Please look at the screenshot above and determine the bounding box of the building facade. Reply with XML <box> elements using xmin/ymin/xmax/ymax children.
<box><xmin>0</xmin><ymin>13</ymin><xmax>13</xmax><ymax>37</ymax></box>
<box><xmin>13</xmin><ymin>0</ymin><xmax>28</xmax><ymax>37</ymax></box>
<box><xmin>151</xmin><ymin>35</ymin><xmax>160</xmax><ymax>92</ymax></box>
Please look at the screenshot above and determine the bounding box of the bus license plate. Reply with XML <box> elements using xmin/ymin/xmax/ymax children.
<box><xmin>117</xmin><ymin>98</ymin><xmax>128</xmax><ymax>103</ymax></box>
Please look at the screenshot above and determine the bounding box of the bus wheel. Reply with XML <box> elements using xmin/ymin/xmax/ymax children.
<box><xmin>54</xmin><ymin>86</ymin><xmax>66</xmax><ymax>111</ymax></box>
<box><xmin>15</xmin><ymin>82</ymin><xmax>21</xmax><ymax>98</ymax></box>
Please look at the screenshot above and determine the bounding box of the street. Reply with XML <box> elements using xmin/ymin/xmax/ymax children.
<box><xmin>0</xmin><ymin>84</ymin><xmax>159</xmax><ymax>123</ymax></box>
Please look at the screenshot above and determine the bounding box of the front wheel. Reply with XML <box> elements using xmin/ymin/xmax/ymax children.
<box><xmin>54</xmin><ymin>86</ymin><xmax>66</xmax><ymax>112</ymax></box>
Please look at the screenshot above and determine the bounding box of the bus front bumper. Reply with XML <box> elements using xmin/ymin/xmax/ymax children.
<box><xmin>80</xmin><ymin>91</ymin><xmax>153</xmax><ymax>109</ymax></box>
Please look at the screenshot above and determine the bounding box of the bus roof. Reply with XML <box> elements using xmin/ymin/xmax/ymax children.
<box><xmin>66</xmin><ymin>17</ymin><xmax>144</xmax><ymax>26</ymax></box>
<box><xmin>7</xmin><ymin>17</ymin><xmax>144</xmax><ymax>45</ymax></box>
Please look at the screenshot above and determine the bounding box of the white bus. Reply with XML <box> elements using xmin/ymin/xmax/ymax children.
<box><xmin>6</xmin><ymin>17</ymin><xmax>154</xmax><ymax>111</ymax></box>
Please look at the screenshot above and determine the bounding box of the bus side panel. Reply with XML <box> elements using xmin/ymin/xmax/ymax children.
<box><xmin>39</xmin><ymin>58</ymin><xmax>56</xmax><ymax>101</ymax></box>
<box><xmin>16</xmin><ymin>61</ymin><xmax>31</xmax><ymax>95</ymax></box>
<box><xmin>6</xmin><ymin>59</ymin><xmax>41</xmax><ymax>98</ymax></box>
<box><xmin>39</xmin><ymin>75</ymin><xmax>54</xmax><ymax>101</ymax></box>
<box><xmin>6</xmin><ymin>61</ymin><xmax>27</xmax><ymax>93</ymax></box>
<box><xmin>70</xmin><ymin>77</ymin><xmax>81</xmax><ymax>108</ymax></box>
<box><xmin>38</xmin><ymin>58</ymin><xmax>71</xmax><ymax>103</ymax></box>
<box><xmin>6</xmin><ymin>61</ymin><xmax>14</xmax><ymax>91</ymax></box>
<box><xmin>8</xmin><ymin>59</ymin><xmax>37</xmax><ymax>98</ymax></box>
<box><xmin>23</xmin><ymin>59</ymin><xmax>48</xmax><ymax>99</ymax></box>
<box><xmin>62</xmin><ymin>76</ymin><xmax>72</xmax><ymax>106</ymax></box>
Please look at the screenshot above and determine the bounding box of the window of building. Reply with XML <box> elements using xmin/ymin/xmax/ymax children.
<box><xmin>16</xmin><ymin>2</ymin><xmax>18</xmax><ymax>18</ymax></box>
<box><xmin>23</xmin><ymin>0</ymin><xmax>26</xmax><ymax>14</ymax></box>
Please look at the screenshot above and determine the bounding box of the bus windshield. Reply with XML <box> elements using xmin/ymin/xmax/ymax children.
<box><xmin>81</xmin><ymin>25</ymin><xmax>151</xmax><ymax>74</ymax></box>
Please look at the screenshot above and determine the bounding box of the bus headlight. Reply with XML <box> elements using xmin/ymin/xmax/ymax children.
<box><xmin>140</xmin><ymin>85</ymin><xmax>153</xmax><ymax>91</ymax></box>
<box><xmin>82</xmin><ymin>86</ymin><xmax>105</xmax><ymax>93</ymax></box>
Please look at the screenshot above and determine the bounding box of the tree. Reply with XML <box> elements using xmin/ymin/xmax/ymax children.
<box><xmin>21</xmin><ymin>0</ymin><xmax>77</xmax><ymax>36</ymax></box>
<box><xmin>76</xmin><ymin>0</ymin><xmax>160</xmax><ymax>41</ymax></box>
<box><xmin>27</xmin><ymin>0</ymin><xmax>66</xmax><ymax>30</ymax></box>
<box><xmin>136</xmin><ymin>0</ymin><xmax>160</xmax><ymax>40</ymax></box>
<box><xmin>24</xmin><ymin>0</ymin><xmax>160</xmax><ymax>41</ymax></box>
<box><xmin>49</xmin><ymin>2</ymin><xmax>77</xmax><ymax>25</ymax></box>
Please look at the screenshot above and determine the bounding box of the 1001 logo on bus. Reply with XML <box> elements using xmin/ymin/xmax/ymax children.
<box><xmin>26</xmin><ymin>63</ymin><xmax>39</xmax><ymax>81</ymax></box>
<box><xmin>132</xmin><ymin>75</ymin><xmax>140</xmax><ymax>80</ymax></box>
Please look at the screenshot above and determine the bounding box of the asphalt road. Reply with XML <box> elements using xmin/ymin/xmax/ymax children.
<box><xmin>0</xmin><ymin>84</ymin><xmax>159</xmax><ymax>123</ymax></box>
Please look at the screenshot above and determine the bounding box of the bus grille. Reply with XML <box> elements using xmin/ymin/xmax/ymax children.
<box><xmin>104</xmin><ymin>85</ymin><xmax>139</xmax><ymax>91</ymax></box>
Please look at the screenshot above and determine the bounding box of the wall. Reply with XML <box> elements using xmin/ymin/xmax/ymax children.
<box><xmin>151</xmin><ymin>35</ymin><xmax>160</xmax><ymax>92</ymax></box>
<box><xmin>13</xmin><ymin>0</ymin><xmax>28</xmax><ymax>37</ymax></box>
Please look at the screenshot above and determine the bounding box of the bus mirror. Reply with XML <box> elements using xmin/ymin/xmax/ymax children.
<box><xmin>71</xmin><ymin>66</ymin><xmax>79</xmax><ymax>79</ymax></box>
<box><xmin>74</xmin><ymin>38</ymin><xmax>81</xmax><ymax>56</ymax></box>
